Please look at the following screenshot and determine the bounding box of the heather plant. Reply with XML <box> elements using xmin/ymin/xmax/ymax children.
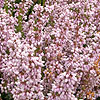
<box><xmin>0</xmin><ymin>0</ymin><xmax>100</xmax><ymax>100</ymax></box>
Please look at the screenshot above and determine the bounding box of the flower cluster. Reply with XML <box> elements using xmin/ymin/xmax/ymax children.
<box><xmin>0</xmin><ymin>0</ymin><xmax>100</xmax><ymax>100</ymax></box>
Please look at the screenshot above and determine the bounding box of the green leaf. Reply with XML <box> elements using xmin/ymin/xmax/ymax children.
<box><xmin>15</xmin><ymin>24</ymin><xmax>22</xmax><ymax>33</ymax></box>
<box><xmin>69</xmin><ymin>8</ymin><xmax>74</xmax><ymax>11</ymax></box>
<box><xmin>83</xmin><ymin>22</ymin><xmax>87</xmax><ymax>27</ymax></box>
<box><xmin>35</xmin><ymin>18</ymin><xmax>38</xmax><ymax>24</ymax></box>
<box><xmin>15</xmin><ymin>0</ymin><xmax>21</xmax><ymax>4</ymax></box>
<box><xmin>21</xmin><ymin>32</ymin><xmax>25</xmax><ymax>38</ymax></box>
<box><xmin>50</xmin><ymin>35</ymin><xmax>55</xmax><ymax>40</ymax></box>
<box><xmin>6</xmin><ymin>49</ymin><xmax>10</xmax><ymax>55</ymax></box>
<box><xmin>1</xmin><ymin>92</ymin><xmax>13</xmax><ymax>100</ymax></box>
<box><xmin>91</xmin><ymin>35</ymin><xmax>95</xmax><ymax>38</ymax></box>
<box><xmin>75</xmin><ymin>8</ymin><xmax>79</xmax><ymax>13</ymax></box>
<box><xmin>37</xmin><ymin>0</ymin><xmax>41</xmax><ymax>4</ymax></box>
<box><xmin>90</xmin><ymin>5</ymin><xmax>92</xmax><ymax>10</ymax></box>
<box><xmin>34</xmin><ymin>47</ymin><xmax>40</xmax><ymax>56</ymax></box>
<box><xmin>4</xmin><ymin>0</ymin><xmax>9</xmax><ymax>13</ymax></box>
<box><xmin>83</xmin><ymin>44</ymin><xmax>87</xmax><ymax>48</ymax></box>
<box><xmin>96</xmin><ymin>97</ymin><xmax>100</xmax><ymax>100</ymax></box>
<box><xmin>34</xmin><ymin>27</ymin><xmax>38</xmax><ymax>31</ymax></box>
<box><xmin>79</xmin><ymin>22</ymin><xmax>83</xmax><ymax>26</ymax></box>
<box><xmin>25</xmin><ymin>4</ymin><xmax>34</xmax><ymax>21</ymax></box>
<box><xmin>11</xmin><ymin>7</ymin><xmax>16</xmax><ymax>17</ymax></box>
<box><xmin>41</xmin><ymin>0</ymin><xmax>45</xmax><ymax>6</ymax></box>
<box><xmin>41</xmin><ymin>66</ymin><xmax>46</xmax><ymax>80</ymax></box>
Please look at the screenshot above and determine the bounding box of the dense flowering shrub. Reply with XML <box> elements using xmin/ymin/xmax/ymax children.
<box><xmin>0</xmin><ymin>0</ymin><xmax>100</xmax><ymax>100</ymax></box>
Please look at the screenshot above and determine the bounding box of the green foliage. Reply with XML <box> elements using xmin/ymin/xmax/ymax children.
<box><xmin>5</xmin><ymin>48</ymin><xmax>10</xmax><ymax>55</ymax></box>
<box><xmin>83</xmin><ymin>44</ymin><xmax>87</xmax><ymax>48</ymax></box>
<box><xmin>34</xmin><ymin>47</ymin><xmax>40</xmax><ymax>56</ymax></box>
<box><xmin>15</xmin><ymin>8</ymin><xmax>25</xmax><ymax>38</ymax></box>
<box><xmin>11</xmin><ymin>6</ymin><xmax>16</xmax><ymax>17</ymax></box>
<box><xmin>34</xmin><ymin>27</ymin><xmax>38</xmax><ymax>31</ymax></box>
<box><xmin>34</xmin><ymin>0</ymin><xmax>46</xmax><ymax>6</ymax></box>
<box><xmin>37</xmin><ymin>0</ymin><xmax>41</xmax><ymax>4</ymax></box>
<box><xmin>79</xmin><ymin>22</ymin><xmax>83</xmax><ymax>26</ymax></box>
<box><xmin>90</xmin><ymin>35</ymin><xmax>95</xmax><ymax>38</ymax></box>
<box><xmin>3</xmin><ymin>0</ymin><xmax>16</xmax><ymax>16</ymax></box>
<box><xmin>50</xmin><ymin>35</ymin><xmax>55</xmax><ymax>40</ymax></box>
<box><xmin>45</xmin><ymin>18</ymin><xmax>55</xmax><ymax>27</ymax></box>
<box><xmin>25</xmin><ymin>0</ymin><xmax>46</xmax><ymax>22</ymax></box>
<box><xmin>25</xmin><ymin>4</ymin><xmax>34</xmax><ymax>21</ymax></box>
<box><xmin>96</xmin><ymin>97</ymin><xmax>100</xmax><ymax>100</ymax></box>
<box><xmin>15</xmin><ymin>0</ymin><xmax>21</xmax><ymax>4</ymax></box>
<box><xmin>41</xmin><ymin>0</ymin><xmax>45</xmax><ymax>6</ymax></box>
<box><xmin>3</xmin><ymin>0</ymin><xmax>9</xmax><ymax>13</ymax></box>
<box><xmin>21</xmin><ymin>32</ymin><xmax>25</xmax><ymax>38</ymax></box>
<box><xmin>0</xmin><ymin>72</ymin><xmax>13</xmax><ymax>100</ymax></box>
<box><xmin>15</xmin><ymin>14</ymin><xmax>22</xmax><ymax>32</ymax></box>
<box><xmin>1</xmin><ymin>92</ymin><xmax>13</xmax><ymax>100</ymax></box>
<box><xmin>41</xmin><ymin>66</ymin><xmax>46</xmax><ymax>80</ymax></box>
<box><xmin>69</xmin><ymin>8</ymin><xmax>80</xmax><ymax>13</ymax></box>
